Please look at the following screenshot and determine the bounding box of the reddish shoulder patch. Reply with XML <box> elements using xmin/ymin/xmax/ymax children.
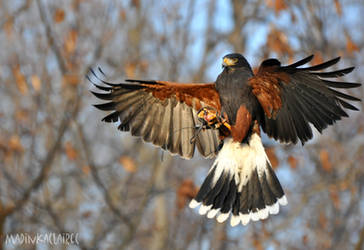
<box><xmin>231</xmin><ymin>105</ymin><xmax>252</xmax><ymax>143</ymax></box>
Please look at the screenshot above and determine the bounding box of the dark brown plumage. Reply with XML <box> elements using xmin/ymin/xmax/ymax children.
<box><xmin>250</xmin><ymin>55</ymin><xmax>360</xmax><ymax>144</ymax></box>
<box><xmin>90</xmin><ymin>53</ymin><xmax>361</xmax><ymax>226</ymax></box>
<box><xmin>89</xmin><ymin>70</ymin><xmax>221</xmax><ymax>159</ymax></box>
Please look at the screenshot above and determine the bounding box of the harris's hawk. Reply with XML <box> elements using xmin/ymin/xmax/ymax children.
<box><xmin>90</xmin><ymin>53</ymin><xmax>361</xmax><ymax>226</ymax></box>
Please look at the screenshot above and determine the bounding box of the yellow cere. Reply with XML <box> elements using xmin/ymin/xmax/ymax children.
<box><xmin>223</xmin><ymin>57</ymin><xmax>238</xmax><ymax>66</ymax></box>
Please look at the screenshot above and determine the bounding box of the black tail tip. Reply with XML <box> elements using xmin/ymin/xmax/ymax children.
<box><xmin>189</xmin><ymin>161</ymin><xmax>288</xmax><ymax>226</ymax></box>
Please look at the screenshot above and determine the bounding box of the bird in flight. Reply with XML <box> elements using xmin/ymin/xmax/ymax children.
<box><xmin>90</xmin><ymin>53</ymin><xmax>361</xmax><ymax>227</ymax></box>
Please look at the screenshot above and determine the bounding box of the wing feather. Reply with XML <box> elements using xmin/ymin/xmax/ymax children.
<box><xmin>323</xmin><ymin>80</ymin><xmax>361</xmax><ymax>89</ymax></box>
<box><xmin>283</xmin><ymin>55</ymin><xmax>314</xmax><ymax>68</ymax></box>
<box><xmin>295</xmin><ymin>57</ymin><xmax>340</xmax><ymax>71</ymax></box>
<box><xmin>250</xmin><ymin>55</ymin><xmax>361</xmax><ymax>144</ymax></box>
<box><xmin>90</xmin><ymin>73</ymin><xmax>221</xmax><ymax>159</ymax></box>
<box><xmin>312</xmin><ymin>67</ymin><xmax>355</xmax><ymax>78</ymax></box>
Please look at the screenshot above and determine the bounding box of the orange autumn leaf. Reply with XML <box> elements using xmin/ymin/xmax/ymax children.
<box><xmin>265</xmin><ymin>0</ymin><xmax>274</xmax><ymax>8</ymax></box>
<box><xmin>82</xmin><ymin>165</ymin><xmax>90</xmax><ymax>175</ymax></box>
<box><xmin>119</xmin><ymin>156</ymin><xmax>137</xmax><ymax>173</ymax></box>
<box><xmin>302</xmin><ymin>235</ymin><xmax>308</xmax><ymax>246</ymax></box>
<box><xmin>176</xmin><ymin>179</ymin><xmax>198</xmax><ymax>210</ymax></box>
<box><xmin>9</xmin><ymin>135</ymin><xmax>24</xmax><ymax>153</ymax></box>
<box><xmin>266</xmin><ymin>147</ymin><xmax>279</xmax><ymax>169</ymax></box>
<box><xmin>65</xmin><ymin>141</ymin><xmax>78</xmax><ymax>160</ymax></box>
<box><xmin>131</xmin><ymin>0</ymin><xmax>140</xmax><ymax>8</ymax></box>
<box><xmin>319</xmin><ymin>150</ymin><xmax>332</xmax><ymax>172</ymax></box>
<box><xmin>119</xmin><ymin>9</ymin><xmax>126</xmax><ymax>21</ymax></box>
<box><xmin>329</xmin><ymin>185</ymin><xmax>341</xmax><ymax>209</ymax></box>
<box><xmin>81</xmin><ymin>210</ymin><xmax>92</xmax><ymax>219</ymax></box>
<box><xmin>4</xmin><ymin>18</ymin><xmax>14</xmax><ymax>37</ymax></box>
<box><xmin>31</xmin><ymin>75</ymin><xmax>42</xmax><ymax>92</ymax></box>
<box><xmin>350</xmin><ymin>186</ymin><xmax>357</xmax><ymax>195</ymax></box>
<box><xmin>334</xmin><ymin>0</ymin><xmax>342</xmax><ymax>16</ymax></box>
<box><xmin>53</xmin><ymin>8</ymin><xmax>65</xmax><ymax>23</ymax></box>
<box><xmin>290</xmin><ymin>10</ymin><xmax>297</xmax><ymax>23</ymax></box>
<box><xmin>274</xmin><ymin>0</ymin><xmax>287</xmax><ymax>15</ymax></box>
<box><xmin>312</xmin><ymin>52</ymin><xmax>324</xmax><ymax>66</ymax></box>
<box><xmin>265</xmin><ymin>0</ymin><xmax>287</xmax><ymax>15</ymax></box>
<box><xmin>287</xmin><ymin>155</ymin><xmax>298</xmax><ymax>169</ymax></box>
<box><xmin>64</xmin><ymin>29</ymin><xmax>78</xmax><ymax>54</ymax></box>
<box><xmin>319</xmin><ymin>211</ymin><xmax>327</xmax><ymax>229</ymax></box>
<box><xmin>252</xmin><ymin>237</ymin><xmax>264</xmax><ymax>250</ymax></box>
<box><xmin>15</xmin><ymin>109</ymin><xmax>29</xmax><ymax>123</ymax></box>
<box><xmin>62</xmin><ymin>74</ymin><xmax>79</xmax><ymax>86</ymax></box>
<box><xmin>345</xmin><ymin>33</ymin><xmax>359</xmax><ymax>55</ymax></box>
<box><xmin>139</xmin><ymin>60</ymin><xmax>149</xmax><ymax>73</ymax></box>
<box><xmin>339</xmin><ymin>180</ymin><xmax>348</xmax><ymax>191</ymax></box>
<box><xmin>13</xmin><ymin>65</ymin><xmax>28</xmax><ymax>95</ymax></box>
<box><xmin>124</xmin><ymin>62</ymin><xmax>137</xmax><ymax>78</ymax></box>
<box><xmin>267</xmin><ymin>28</ymin><xmax>294</xmax><ymax>58</ymax></box>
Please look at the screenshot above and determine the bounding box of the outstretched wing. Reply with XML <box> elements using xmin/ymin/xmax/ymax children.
<box><xmin>89</xmin><ymin>69</ymin><xmax>221</xmax><ymax>159</ymax></box>
<box><xmin>249</xmin><ymin>55</ymin><xmax>361</xmax><ymax>144</ymax></box>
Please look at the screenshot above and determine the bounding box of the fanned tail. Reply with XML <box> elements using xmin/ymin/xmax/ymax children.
<box><xmin>189</xmin><ymin>134</ymin><xmax>287</xmax><ymax>226</ymax></box>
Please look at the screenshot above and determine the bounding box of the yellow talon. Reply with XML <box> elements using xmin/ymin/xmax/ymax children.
<box><xmin>197</xmin><ymin>107</ymin><xmax>231</xmax><ymax>132</ymax></box>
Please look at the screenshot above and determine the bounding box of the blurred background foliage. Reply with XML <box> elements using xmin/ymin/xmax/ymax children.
<box><xmin>0</xmin><ymin>0</ymin><xmax>363</xmax><ymax>249</ymax></box>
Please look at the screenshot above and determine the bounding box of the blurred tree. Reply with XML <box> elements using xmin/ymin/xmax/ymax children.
<box><xmin>0</xmin><ymin>0</ymin><xmax>363</xmax><ymax>249</ymax></box>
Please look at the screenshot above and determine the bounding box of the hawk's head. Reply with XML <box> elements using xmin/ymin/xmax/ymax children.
<box><xmin>222</xmin><ymin>53</ymin><xmax>250</xmax><ymax>69</ymax></box>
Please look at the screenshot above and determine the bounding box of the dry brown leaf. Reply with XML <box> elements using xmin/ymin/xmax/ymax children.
<box><xmin>124</xmin><ymin>62</ymin><xmax>136</xmax><ymax>78</ymax></box>
<box><xmin>176</xmin><ymin>179</ymin><xmax>198</xmax><ymax>210</ymax></box>
<box><xmin>339</xmin><ymin>180</ymin><xmax>349</xmax><ymax>191</ymax></box>
<box><xmin>302</xmin><ymin>235</ymin><xmax>308</xmax><ymax>245</ymax></box>
<box><xmin>64</xmin><ymin>29</ymin><xmax>78</xmax><ymax>54</ymax></box>
<box><xmin>81</xmin><ymin>211</ymin><xmax>92</xmax><ymax>219</ymax></box>
<box><xmin>4</xmin><ymin>18</ymin><xmax>14</xmax><ymax>37</ymax></box>
<box><xmin>53</xmin><ymin>8</ymin><xmax>65</xmax><ymax>23</ymax></box>
<box><xmin>319</xmin><ymin>150</ymin><xmax>332</xmax><ymax>172</ymax></box>
<box><xmin>13</xmin><ymin>65</ymin><xmax>28</xmax><ymax>95</ymax></box>
<box><xmin>131</xmin><ymin>0</ymin><xmax>140</xmax><ymax>8</ymax></box>
<box><xmin>267</xmin><ymin>28</ymin><xmax>293</xmax><ymax>58</ymax></box>
<box><xmin>274</xmin><ymin>0</ymin><xmax>287</xmax><ymax>14</ymax></box>
<box><xmin>319</xmin><ymin>211</ymin><xmax>327</xmax><ymax>229</ymax></box>
<box><xmin>65</xmin><ymin>141</ymin><xmax>78</xmax><ymax>160</ymax></box>
<box><xmin>265</xmin><ymin>0</ymin><xmax>274</xmax><ymax>8</ymax></box>
<box><xmin>62</xmin><ymin>74</ymin><xmax>79</xmax><ymax>86</ymax></box>
<box><xmin>119</xmin><ymin>156</ymin><xmax>137</xmax><ymax>173</ymax></box>
<box><xmin>82</xmin><ymin>165</ymin><xmax>90</xmax><ymax>175</ymax></box>
<box><xmin>312</xmin><ymin>52</ymin><xmax>324</xmax><ymax>66</ymax></box>
<box><xmin>265</xmin><ymin>0</ymin><xmax>287</xmax><ymax>15</ymax></box>
<box><xmin>139</xmin><ymin>60</ymin><xmax>149</xmax><ymax>73</ymax></box>
<box><xmin>329</xmin><ymin>185</ymin><xmax>341</xmax><ymax>209</ymax></box>
<box><xmin>252</xmin><ymin>237</ymin><xmax>264</xmax><ymax>250</ymax></box>
<box><xmin>15</xmin><ymin>109</ymin><xmax>29</xmax><ymax>123</ymax></box>
<box><xmin>287</xmin><ymin>155</ymin><xmax>298</xmax><ymax>169</ymax></box>
<box><xmin>334</xmin><ymin>0</ymin><xmax>342</xmax><ymax>16</ymax></box>
<box><xmin>266</xmin><ymin>147</ymin><xmax>279</xmax><ymax>169</ymax></box>
<box><xmin>72</xmin><ymin>0</ymin><xmax>83</xmax><ymax>10</ymax></box>
<box><xmin>119</xmin><ymin>9</ymin><xmax>126</xmax><ymax>21</ymax></box>
<box><xmin>31</xmin><ymin>75</ymin><xmax>42</xmax><ymax>92</ymax></box>
<box><xmin>290</xmin><ymin>10</ymin><xmax>296</xmax><ymax>23</ymax></box>
<box><xmin>9</xmin><ymin>135</ymin><xmax>24</xmax><ymax>153</ymax></box>
<box><xmin>345</xmin><ymin>33</ymin><xmax>359</xmax><ymax>55</ymax></box>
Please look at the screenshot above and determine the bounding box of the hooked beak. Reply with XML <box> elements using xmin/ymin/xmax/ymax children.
<box><xmin>222</xmin><ymin>57</ymin><xmax>237</xmax><ymax>67</ymax></box>
<box><xmin>222</xmin><ymin>59</ymin><xmax>228</xmax><ymax>67</ymax></box>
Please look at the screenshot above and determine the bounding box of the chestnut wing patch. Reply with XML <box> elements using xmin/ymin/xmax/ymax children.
<box><xmin>90</xmin><ymin>74</ymin><xmax>221</xmax><ymax>159</ymax></box>
<box><xmin>249</xmin><ymin>55</ymin><xmax>361</xmax><ymax>144</ymax></box>
<box><xmin>249</xmin><ymin>72</ymin><xmax>286</xmax><ymax>119</ymax></box>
